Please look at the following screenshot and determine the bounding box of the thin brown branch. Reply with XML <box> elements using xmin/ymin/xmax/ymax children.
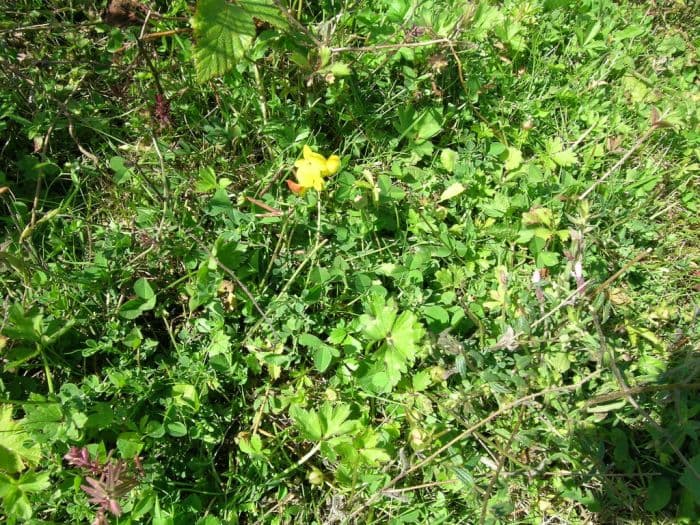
<box><xmin>588</xmin><ymin>248</ymin><xmax>651</xmax><ymax>298</ymax></box>
<box><xmin>270</xmin><ymin>0</ymin><xmax>322</xmax><ymax>47</ymax></box>
<box><xmin>578</xmin><ymin>112</ymin><xmax>670</xmax><ymax>200</ymax></box>
<box><xmin>139</xmin><ymin>28</ymin><xmax>191</xmax><ymax>41</ymax></box>
<box><xmin>343</xmin><ymin>370</ymin><xmax>601</xmax><ymax>523</ymax></box>
<box><xmin>245</xmin><ymin>196</ymin><xmax>283</xmax><ymax>216</ymax></box>
<box><xmin>479</xmin><ymin>407</ymin><xmax>524</xmax><ymax>525</ymax></box>
<box><xmin>67</xmin><ymin>119</ymin><xmax>99</xmax><ymax>164</ymax></box>
<box><xmin>590</xmin><ymin>311</ymin><xmax>700</xmax><ymax>482</ymax></box>
<box><xmin>331</xmin><ymin>38</ymin><xmax>453</xmax><ymax>54</ymax></box>
<box><xmin>586</xmin><ymin>382</ymin><xmax>700</xmax><ymax>407</ymax></box>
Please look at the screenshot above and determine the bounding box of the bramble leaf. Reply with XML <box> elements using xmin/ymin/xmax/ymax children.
<box><xmin>193</xmin><ymin>0</ymin><xmax>288</xmax><ymax>83</ymax></box>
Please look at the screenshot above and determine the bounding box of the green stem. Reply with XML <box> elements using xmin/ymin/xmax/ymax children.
<box><xmin>39</xmin><ymin>344</ymin><xmax>54</xmax><ymax>394</ymax></box>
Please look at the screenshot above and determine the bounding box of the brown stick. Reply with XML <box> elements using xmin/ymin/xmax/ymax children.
<box><xmin>578</xmin><ymin>113</ymin><xmax>670</xmax><ymax>200</ymax></box>
<box><xmin>343</xmin><ymin>370</ymin><xmax>601</xmax><ymax>522</ymax></box>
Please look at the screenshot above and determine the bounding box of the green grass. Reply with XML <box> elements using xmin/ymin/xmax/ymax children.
<box><xmin>1</xmin><ymin>0</ymin><xmax>699</xmax><ymax>523</ymax></box>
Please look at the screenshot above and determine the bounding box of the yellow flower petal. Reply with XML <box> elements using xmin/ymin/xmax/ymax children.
<box><xmin>324</xmin><ymin>155</ymin><xmax>341</xmax><ymax>176</ymax></box>
<box><xmin>303</xmin><ymin>145</ymin><xmax>327</xmax><ymax>165</ymax></box>
<box><xmin>297</xmin><ymin>170</ymin><xmax>324</xmax><ymax>191</ymax></box>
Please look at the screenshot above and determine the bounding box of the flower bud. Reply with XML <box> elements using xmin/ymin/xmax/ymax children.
<box><xmin>307</xmin><ymin>467</ymin><xmax>324</xmax><ymax>486</ymax></box>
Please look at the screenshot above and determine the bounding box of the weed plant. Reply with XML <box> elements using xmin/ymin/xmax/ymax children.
<box><xmin>0</xmin><ymin>0</ymin><xmax>699</xmax><ymax>523</ymax></box>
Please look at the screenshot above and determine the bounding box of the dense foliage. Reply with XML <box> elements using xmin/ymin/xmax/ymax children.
<box><xmin>1</xmin><ymin>0</ymin><xmax>699</xmax><ymax>523</ymax></box>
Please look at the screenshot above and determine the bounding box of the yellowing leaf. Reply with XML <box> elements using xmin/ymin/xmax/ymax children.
<box><xmin>439</xmin><ymin>182</ymin><xmax>465</xmax><ymax>202</ymax></box>
<box><xmin>552</xmin><ymin>149</ymin><xmax>578</xmax><ymax>167</ymax></box>
<box><xmin>504</xmin><ymin>147</ymin><xmax>523</xmax><ymax>171</ymax></box>
<box><xmin>440</xmin><ymin>148</ymin><xmax>458</xmax><ymax>173</ymax></box>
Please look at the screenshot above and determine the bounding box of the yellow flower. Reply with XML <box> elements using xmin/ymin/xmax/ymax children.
<box><xmin>288</xmin><ymin>145</ymin><xmax>341</xmax><ymax>194</ymax></box>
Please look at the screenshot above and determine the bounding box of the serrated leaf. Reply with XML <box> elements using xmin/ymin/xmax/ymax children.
<box><xmin>389</xmin><ymin>311</ymin><xmax>424</xmax><ymax>356</ymax></box>
<box><xmin>679</xmin><ymin>455</ymin><xmax>700</xmax><ymax>502</ymax></box>
<box><xmin>551</xmin><ymin>149</ymin><xmax>578</xmax><ymax>167</ymax></box>
<box><xmin>290</xmin><ymin>406</ymin><xmax>323</xmax><ymax>441</ymax></box>
<box><xmin>195</xmin><ymin>166</ymin><xmax>218</xmax><ymax>192</ymax></box>
<box><xmin>193</xmin><ymin>0</ymin><xmax>255</xmax><ymax>82</ymax></box>
<box><xmin>359</xmin><ymin>447</ymin><xmax>391</xmax><ymax>464</ymax></box>
<box><xmin>357</xmin><ymin>362</ymin><xmax>391</xmax><ymax>393</ymax></box>
<box><xmin>319</xmin><ymin>403</ymin><xmax>354</xmax><ymax>438</ymax></box>
<box><xmin>359</xmin><ymin>296</ymin><xmax>397</xmax><ymax>342</ymax></box>
<box><xmin>0</xmin><ymin>405</ymin><xmax>41</xmax><ymax>474</ymax></box>
<box><xmin>193</xmin><ymin>0</ymin><xmax>287</xmax><ymax>82</ymax></box>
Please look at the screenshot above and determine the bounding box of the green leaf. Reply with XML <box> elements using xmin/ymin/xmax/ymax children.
<box><xmin>504</xmin><ymin>147</ymin><xmax>523</xmax><ymax>171</ymax></box>
<box><xmin>645</xmin><ymin>476</ymin><xmax>672</xmax><ymax>512</ymax></box>
<box><xmin>120</xmin><ymin>278</ymin><xmax>157</xmax><ymax>319</ymax></box>
<box><xmin>423</xmin><ymin>305</ymin><xmax>450</xmax><ymax>326</ymax></box>
<box><xmin>134</xmin><ymin>278</ymin><xmax>154</xmax><ymax>300</ymax></box>
<box><xmin>117</xmin><ymin>432</ymin><xmax>143</xmax><ymax>458</ymax></box>
<box><xmin>359</xmin><ymin>296</ymin><xmax>397</xmax><ymax>342</ymax></box>
<box><xmin>0</xmin><ymin>405</ymin><xmax>41</xmax><ymax>474</ymax></box>
<box><xmin>193</xmin><ymin>0</ymin><xmax>287</xmax><ymax>82</ymax></box>
<box><xmin>208</xmin><ymin>188</ymin><xmax>233</xmax><ymax>215</ymax></box>
<box><xmin>195</xmin><ymin>166</ymin><xmax>218</xmax><ymax>192</ymax></box>
<box><xmin>4</xmin><ymin>485</ymin><xmax>32</xmax><ymax>520</ymax></box>
<box><xmin>318</xmin><ymin>402</ymin><xmax>355</xmax><ymax>438</ymax></box>
<box><xmin>2</xmin><ymin>304</ymin><xmax>43</xmax><ymax>342</ymax></box>
<box><xmin>17</xmin><ymin>471</ymin><xmax>49</xmax><ymax>493</ymax></box>
<box><xmin>551</xmin><ymin>149</ymin><xmax>578</xmax><ymax>167</ymax></box>
<box><xmin>298</xmin><ymin>333</ymin><xmax>339</xmax><ymax>373</ymax></box>
<box><xmin>327</xmin><ymin>62</ymin><xmax>351</xmax><ymax>77</ymax></box>
<box><xmin>166</xmin><ymin>421</ymin><xmax>188</xmax><ymax>437</ymax></box>
<box><xmin>546</xmin><ymin>137</ymin><xmax>577</xmax><ymax>167</ymax></box>
<box><xmin>172</xmin><ymin>384</ymin><xmax>200</xmax><ymax>412</ymax></box>
<box><xmin>440</xmin><ymin>148</ymin><xmax>458</xmax><ymax>173</ymax></box>
<box><xmin>313</xmin><ymin>346</ymin><xmax>333</xmax><ymax>373</ymax></box>
<box><xmin>679</xmin><ymin>455</ymin><xmax>700</xmax><ymax>502</ymax></box>
<box><xmin>536</xmin><ymin>251</ymin><xmax>559</xmax><ymax>267</ymax></box>
<box><xmin>109</xmin><ymin>156</ymin><xmax>133</xmax><ymax>184</ymax></box>
<box><xmin>358</xmin><ymin>296</ymin><xmax>424</xmax><ymax>392</ymax></box>
<box><xmin>412</xmin><ymin>370</ymin><xmax>432</xmax><ymax>391</ymax></box>
<box><xmin>439</xmin><ymin>182</ymin><xmax>465</xmax><ymax>202</ymax></box>
<box><xmin>291</xmin><ymin>403</ymin><xmax>357</xmax><ymax>442</ymax></box>
<box><xmin>413</xmin><ymin>108</ymin><xmax>443</xmax><ymax>143</ymax></box>
<box><xmin>119</xmin><ymin>298</ymin><xmax>147</xmax><ymax>320</ymax></box>
<box><xmin>290</xmin><ymin>406</ymin><xmax>323</xmax><ymax>441</ymax></box>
